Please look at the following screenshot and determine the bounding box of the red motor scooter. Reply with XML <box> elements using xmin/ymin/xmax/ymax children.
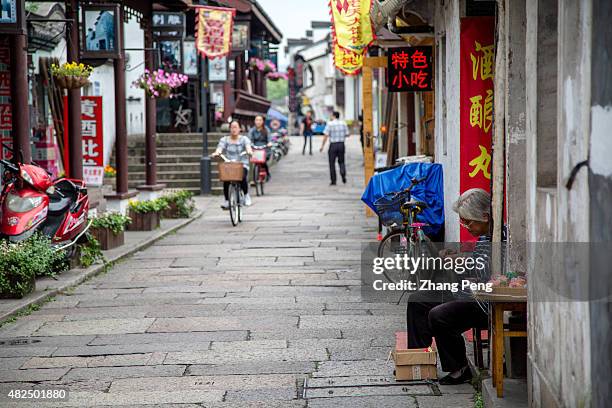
<box><xmin>0</xmin><ymin>152</ymin><xmax>90</xmax><ymax>255</ymax></box>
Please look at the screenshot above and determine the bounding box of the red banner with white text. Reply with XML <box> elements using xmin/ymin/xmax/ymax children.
<box><xmin>459</xmin><ymin>17</ymin><xmax>495</xmax><ymax>242</ymax></box>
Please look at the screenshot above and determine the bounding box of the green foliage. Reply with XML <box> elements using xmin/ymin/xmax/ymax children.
<box><xmin>128</xmin><ymin>198</ymin><xmax>169</xmax><ymax>214</ymax></box>
<box><xmin>473</xmin><ymin>392</ymin><xmax>484</xmax><ymax>408</ymax></box>
<box><xmin>79</xmin><ymin>233</ymin><xmax>105</xmax><ymax>268</ymax></box>
<box><xmin>160</xmin><ymin>190</ymin><xmax>196</xmax><ymax>218</ymax></box>
<box><xmin>91</xmin><ymin>212</ymin><xmax>131</xmax><ymax>234</ymax></box>
<box><xmin>0</xmin><ymin>235</ymin><xmax>67</xmax><ymax>298</ymax></box>
<box><xmin>266</xmin><ymin>78</ymin><xmax>288</xmax><ymax>102</ymax></box>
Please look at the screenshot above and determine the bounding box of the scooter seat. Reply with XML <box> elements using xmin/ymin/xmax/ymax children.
<box><xmin>49</xmin><ymin>196</ymin><xmax>72</xmax><ymax>214</ymax></box>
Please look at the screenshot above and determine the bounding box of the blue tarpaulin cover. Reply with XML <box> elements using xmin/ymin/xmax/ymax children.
<box><xmin>361</xmin><ymin>162</ymin><xmax>445</xmax><ymax>236</ymax></box>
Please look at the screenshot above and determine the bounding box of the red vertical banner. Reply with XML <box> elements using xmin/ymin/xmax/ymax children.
<box><xmin>460</xmin><ymin>17</ymin><xmax>495</xmax><ymax>242</ymax></box>
<box><xmin>63</xmin><ymin>96</ymin><xmax>104</xmax><ymax>185</ymax></box>
<box><xmin>0</xmin><ymin>38</ymin><xmax>12</xmax><ymax>160</ymax></box>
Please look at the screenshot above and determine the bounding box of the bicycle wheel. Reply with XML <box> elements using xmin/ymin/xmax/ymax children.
<box><xmin>377</xmin><ymin>229</ymin><xmax>411</xmax><ymax>284</ymax></box>
<box><xmin>237</xmin><ymin>190</ymin><xmax>243</xmax><ymax>223</ymax></box>
<box><xmin>377</xmin><ymin>229</ymin><xmax>435</xmax><ymax>284</ymax></box>
<box><xmin>254</xmin><ymin>165</ymin><xmax>261</xmax><ymax>196</ymax></box>
<box><xmin>229</xmin><ymin>184</ymin><xmax>239</xmax><ymax>227</ymax></box>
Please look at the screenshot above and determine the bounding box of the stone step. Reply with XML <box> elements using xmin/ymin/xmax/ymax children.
<box><xmin>127</xmin><ymin>170</ymin><xmax>222</xmax><ymax>181</ymax></box>
<box><xmin>127</xmin><ymin>155</ymin><xmax>203</xmax><ymax>165</ymax></box>
<box><xmin>128</xmin><ymin>146</ymin><xmax>219</xmax><ymax>156</ymax></box>
<box><xmin>127</xmin><ymin>163</ymin><xmax>209</xmax><ymax>173</ymax></box>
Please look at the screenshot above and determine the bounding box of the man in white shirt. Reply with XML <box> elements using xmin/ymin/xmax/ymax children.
<box><xmin>320</xmin><ymin>111</ymin><xmax>350</xmax><ymax>185</ymax></box>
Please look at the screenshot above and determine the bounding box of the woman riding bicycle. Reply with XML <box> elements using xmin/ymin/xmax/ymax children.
<box><xmin>212</xmin><ymin>120</ymin><xmax>253</xmax><ymax>208</ymax></box>
<box><xmin>247</xmin><ymin>115</ymin><xmax>271</xmax><ymax>181</ymax></box>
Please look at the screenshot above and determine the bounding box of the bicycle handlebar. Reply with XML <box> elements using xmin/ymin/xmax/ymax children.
<box><xmin>385</xmin><ymin>176</ymin><xmax>427</xmax><ymax>199</ymax></box>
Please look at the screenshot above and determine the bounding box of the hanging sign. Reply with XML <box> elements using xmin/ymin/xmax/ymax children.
<box><xmin>0</xmin><ymin>38</ymin><xmax>11</xmax><ymax>160</ymax></box>
<box><xmin>195</xmin><ymin>6</ymin><xmax>235</xmax><ymax>60</ymax></box>
<box><xmin>62</xmin><ymin>96</ymin><xmax>104</xmax><ymax>185</ymax></box>
<box><xmin>333</xmin><ymin>43</ymin><xmax>364</xmax><ymax>76</ymax></box>
<box><xmin>0</xmin><ymin>0</ymin><xmax>25</xmax><ymax>34</ymax></box>
<box><xmin>459</xmin><ymin>17</ymin><xmax>494</xmax><ymax>242</ymax></box>
<box><xmin>387</xmin><ymin>46</ymin><xmax>433</xmax><ymax>92</ymax></box>
<box><xmin>208</xmin><ymin>56</ymin><xmax>227</xmax><ymax>81</ymax></box>
<box><xmin>329</xmin><ymin>0</ymin><xmax>374</xmax><ymax>75</ymax></box>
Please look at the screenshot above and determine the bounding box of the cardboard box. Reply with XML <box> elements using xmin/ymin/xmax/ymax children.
<box><xmin>393</xmin><ymin>348</ymin><xmax>438</xmax><ymax>381</ymax></box>
<box><xmin>395</xmin><ymin>363</ymin><xmax>438</xmax><ymax>381</ymax></box>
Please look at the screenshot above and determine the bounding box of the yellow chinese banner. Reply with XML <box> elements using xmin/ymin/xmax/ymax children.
<box><xmin>333</xmin><ymin>44</ymin><xmax>364</xmax><ymax>75</ymax></box>
<box><xmin>195</xmin><ymin>6</ymin><xmax>235</xmax><ymax>59</ymax></box>
<box><xmin>329</xmin><ymin>0</ymin><xmax>374</xmax><ymax>75</ymax></box>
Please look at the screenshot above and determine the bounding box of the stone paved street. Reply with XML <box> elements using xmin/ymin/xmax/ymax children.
<box><xmin>0</xmin><ymin>136</ymin><xmax>474</xmax><ymax>407</ymax></box>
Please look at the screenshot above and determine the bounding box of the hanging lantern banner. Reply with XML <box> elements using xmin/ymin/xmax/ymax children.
<box><xmin>329</xmin><ymin>0</ymin><xmax>374</xmax><ymax>75</ymax></box>
<box><xmin>333</xmin><ymin>43</ymin><xmax>364</xmax><ymax>76</ymax></box>
<box><xmin>195</xmin><ymin>6</ymin><xmax>235</xmax><ymax>60</ymax></box>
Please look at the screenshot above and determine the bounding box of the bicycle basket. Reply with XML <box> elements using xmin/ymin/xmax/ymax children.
<box><xmin>218</xmin><ymin>162</ymin><xmax>244</xmax><ymax>182</ymax></box>
<box><xmin>374</xmin><ymin>191</ymin><xmax>410</xmax><ymax>226</ymax></box>
<box><xmin>250</xmin><ymin>149</ymin><xmax>267</xmax><ymax>164</ymax></box>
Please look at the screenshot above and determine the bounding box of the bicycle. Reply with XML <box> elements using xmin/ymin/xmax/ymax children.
<box><xmin>375</xmin><ymin>177</ymin><xmax>436</xmax><ymax>285</ymax></box>
<box><xmin>250</xmin><ymin>146</ymin><xmax>267</xmax><ymax>197</ymax></box>
<box><xmin>213</xmin><ymin>153</ymin><xmax>247</xmax><ymax>227</ymax></box>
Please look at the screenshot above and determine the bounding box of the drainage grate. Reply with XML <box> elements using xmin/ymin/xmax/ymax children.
<box><xmin>302</xmin><ymin>375</ymin><xmax>441</xmax><ymax>399</ymax></box>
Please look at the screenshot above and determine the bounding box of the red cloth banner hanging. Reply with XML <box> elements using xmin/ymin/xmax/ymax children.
<box><xmin>459</xmin><ymin>17</ymin><xmax>495</xmax><ymax>242</ymax></box>
<box><xmin>195</xmin><ymin>6</ymin><xmax>235</xmax><ymax>60</ymax></box>
<box><xmin>63</xmin><ymin>96</ymin><xmax>104</xmax><ymax>185</ymax></box>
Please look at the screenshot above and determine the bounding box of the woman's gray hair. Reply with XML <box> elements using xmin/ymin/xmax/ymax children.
<box><xmin>452</xmin><ymin>188</ymin><xmax>491</xmax><ymax>222</ymax></box>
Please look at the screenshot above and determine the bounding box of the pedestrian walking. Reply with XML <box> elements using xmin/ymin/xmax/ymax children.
<box><xmin>212</xmin><ymin>120</ymin><xmax>253</xmax><ymax>208</ymax></box>
<box><xmin>248</xmin><ymin>115</ymin><xmax>271</xmax><ymax>181</ymax></box>
<box><xmin>320</xmin><ymin>111</ymin><xmax>350</xmax><ymax>185</ymax></box>
<box><xmin>300</xmin><ymin>110</ymin><xmax>314</xmax><ymax>155</ymax></box>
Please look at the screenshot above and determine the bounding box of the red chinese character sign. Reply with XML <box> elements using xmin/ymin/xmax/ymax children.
<box><xmin>63</xmin><ymin>96</ymin><xmax>104</xmax><ymax>186</ymax></box>
<box><xmin>195</xmin><ymin>6</ymin><xmax>235</xmax><ymax>60</ymax></box>
<box><xmin>329</xmin><ymin>0</ymin><xmax>374</xmax><ymax>75</ymax></box>
<box><xmin>387</xmin><ymin>47</ymin><xmax>433</xmax><ymax>92</ymax></box>
<box><xmin>459</xmin><ymin>17</ymin><xmax>494</xmax><ymax>242</ymax></box>
<box><xmin>0</xmin><ymin>38</ymin><xmax>11</xmax><ymax>161</ymax></box>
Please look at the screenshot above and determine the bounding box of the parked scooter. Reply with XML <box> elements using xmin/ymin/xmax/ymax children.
<box><xmin>0</xmin><ymin>149</ymin><xmax>90</xmax><ymax>255</ymax></box>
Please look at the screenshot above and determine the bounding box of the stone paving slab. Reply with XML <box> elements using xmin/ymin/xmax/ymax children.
<box><xmin>307</xmin><ymin>395</ymin><xmax>418</xmax><ymax>408</ymax></box>
<box><xmin>33</xmin><ymin>318</ymin><xmax>155</xmax><ymax>336</ymax></box>
<box><xmin>164</xmin><ymin>347</ymin><xmax>329</xmax><ymax>365</ymax></box>
<box><xmin>185</xmin><ymin>361</ymin><xmax>316</xmax><ymax>376</ymax></box>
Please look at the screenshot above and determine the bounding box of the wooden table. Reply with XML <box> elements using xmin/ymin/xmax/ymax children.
<box><xmin>474</xmin><ymin>289</ymin><xmax>527</xmax><ymax>398</ymax></box>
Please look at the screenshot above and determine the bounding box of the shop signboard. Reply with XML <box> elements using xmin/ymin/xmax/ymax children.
<box><xmin>63</xmin><ymin>96</ymin><xmax>104</xmax><ymax>186</ymax></box>
<box><xmin>0</xmin><ymin>37</ymin><xmax>11</xmax><ymax>161</ymax></box>
<box><xmin>387</xmin><ymin>46</ymin><xmax>433</xmax><ymax>92</ymax></box>
<box><xmin>0</xmin><ymin>0</ymin><xmax>25</xmax><ymax>34</ymax></box>
<box><xmin>232</xmin><ymin>21</ymin><xmax>249</xmax><ymax>51</ymax></box>
<box><xmin>81</xmin><ymin>4</ymin><xmax>120</xmax><ymax>59</ymax></box>
<box><xmin>459</xmin><ymin>17</ymin><xmax>494</xmax><ymax>242</ymax></box>
<box><xmin>208</xmin><ymin>56</ymin><xmax>227</xmax><ymax>82</ymax></box>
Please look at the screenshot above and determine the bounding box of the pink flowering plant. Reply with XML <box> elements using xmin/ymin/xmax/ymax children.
<box><xmin>266</xmin><ymin>71</ymin><xmax>288</xmax><ymax>81</ymax></box>
<box><xmin>249</xmin><ymin>58</ymin><xmax>278</xmax><ymax>74</ymax></box>
<box><xmin>133</xmin><ymin>69</ymin><xmax>189</xmax><ymax>99</ymax></box>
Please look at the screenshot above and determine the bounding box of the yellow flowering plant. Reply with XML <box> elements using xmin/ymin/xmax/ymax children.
<box><xmin>51</xmin><ymin>61</ymin><xmax>93</xmax><ymax>79</ymax></box>
<box><xmin>104</xmin><ymin>165</ymin><xmax>116</xmax><ymax>177</ymax></box>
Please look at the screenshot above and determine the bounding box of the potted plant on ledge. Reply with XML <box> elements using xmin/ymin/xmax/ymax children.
<box><xmin>126</xmin><ymin>198</ymin><xmax>169</xmax><ymax>231</ymax></box>
<box><xmin>160</xmin><ymin>190</ymin><xmax>196</xmax><ymax>219</ymax></box>
<box><xmin>51</xmin><ymin>61</ymin><xmax>93</xmax><ymax>90</ymax></box>
<box><xmin>0</xmin><ymin>235</ymin><xmax>67</xmax><ymax>299</ymax></box>
<box><xmin>90</xmin><ymin>212</ymin><xmax>132</xmax><ymax>250</ymax></box>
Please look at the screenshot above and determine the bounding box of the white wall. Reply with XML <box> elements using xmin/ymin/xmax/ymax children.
<box><xmin>434</xmin><ymin>0</ymin><xmax>462</xmax><ymax>241</ymax></box>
